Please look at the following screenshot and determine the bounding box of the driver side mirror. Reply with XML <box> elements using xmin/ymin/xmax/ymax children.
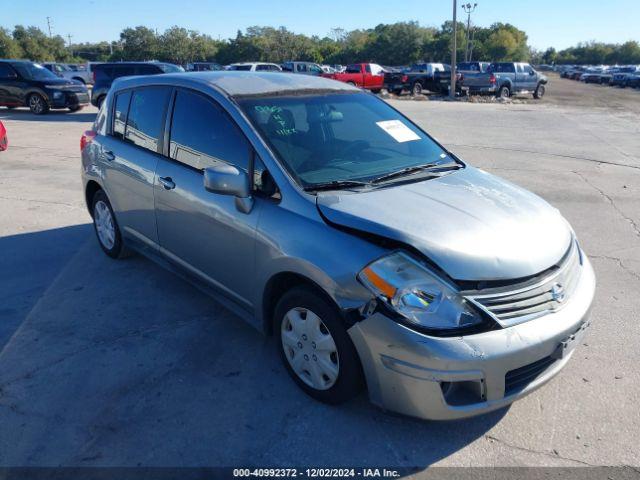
<box><xmin>203</xmin><ymin>164</ymin><xmax>253</xmax><ymax>213</ymax></box>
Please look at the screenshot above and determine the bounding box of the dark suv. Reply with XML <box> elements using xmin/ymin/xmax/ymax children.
<box><xmin>91</xmin><ymin>62</ymin><xmax>183</xmax><ymax>108</ymax></box>
<box><xmin>0</xmin><ymin>59</ymin><xmax>90</xmax><ymax>114</ymax></box>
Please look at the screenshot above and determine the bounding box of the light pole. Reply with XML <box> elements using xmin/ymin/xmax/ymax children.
<box><xmin>462</xmin><ymin>3</ymin><xmax>478</xmax><ymax>62</ymax></box>
<box><xmin>450</xmin><ymin>0</ymin><xmax>457</xmax><ymax>99</ymax></box>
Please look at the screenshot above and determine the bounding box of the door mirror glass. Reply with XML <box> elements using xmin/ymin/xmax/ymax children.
<box><xmin>204</xmin><ymin>164</ymin><xmax>250</xmax><ymax>198</ymax></box>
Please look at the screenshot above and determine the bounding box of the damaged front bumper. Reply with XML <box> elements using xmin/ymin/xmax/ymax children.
<box><xmin>348</xmin><ymin>257</ymin><xmax>595</xmax><ymax>421</ymax></box>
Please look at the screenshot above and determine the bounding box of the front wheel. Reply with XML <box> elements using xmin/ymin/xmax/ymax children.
<box><xmin>275</xmin><ymin>287</ymin><xmax>364</xmax><ymax>404</ymax></box>
<box><xmin>533</xmin><ymin>84</ymin><xmax>546</xmax><ymax>99</ymax></box>
<box><xmin>28</xmin><ymin>93</ymin><xmax>49</xmax><ymax>114</ymax></box>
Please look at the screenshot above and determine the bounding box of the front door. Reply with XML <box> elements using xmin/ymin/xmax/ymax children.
<box><xmin>154</xmin><ymin>88</ymin><xmax>261</xmax><ymax>310</ymax></box>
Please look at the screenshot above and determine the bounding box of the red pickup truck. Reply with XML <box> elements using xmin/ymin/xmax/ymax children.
<box><xmin>323</xmin><ymin>63</ymin><xmax>385</xmax><ymax>93</ymax></box>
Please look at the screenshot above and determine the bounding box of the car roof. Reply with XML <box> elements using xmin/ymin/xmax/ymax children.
<box><xmin>112</xmin><ymin>71</ymin><xmax>359</xmax><ymax>97</ymax></box>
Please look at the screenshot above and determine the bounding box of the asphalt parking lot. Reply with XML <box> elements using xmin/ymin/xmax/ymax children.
<box><xmin>1</xmin><ymin>75</ymin><xmax>639</xmax><ymax>470</ymax></box>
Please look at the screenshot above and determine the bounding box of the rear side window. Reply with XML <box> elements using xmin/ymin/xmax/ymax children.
<box><xmin>112</xmin><ymin>91</ymin><xmax>132</xmax><ymax>139</ymax></box>
<box><xmin>0</xmin><ymin>63</ymin><xmax>16</xmax><ymax>79</ymax></box>
<box><xmin>125</xmin><ymin>87</ymin><xmax>170</xmax><ymax>152</ymax></box>
<box><xmin>295</xmin><ymin>63</ymin><xmax>307</xmax><ymax>72</ymax></box>
<box><xmin>491</xmin><ymin>63</ymin><xmax>516</xmax><ymax>73</ymax></box>
<box><xmin>113</xmin><ymin>65</ymin><xmax>136</xmax><ymax>78</ymax></box>
<box><xmin>169</xmin><ymin>89</ymin><xmax>249</xmax><ymax>171</ymax></box>
<box><xmin>135</xmin><ymin>65</ymin><xmax>160</xmax><ymax>75</ymax></box>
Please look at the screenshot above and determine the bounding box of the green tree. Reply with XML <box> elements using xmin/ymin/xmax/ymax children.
<box><xmin>0</xmin><ymin>27</ymin><xmax>23</xmax><ymax>58</ymax></box>
<box><xmin>118</xmin><ymin>26</ymin><xmax>158</xmax><ymax>60</ymax></box>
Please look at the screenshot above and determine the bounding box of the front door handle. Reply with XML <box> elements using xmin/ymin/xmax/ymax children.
<box><xmin>101</xmin><ymin>149</ymin><xmax>115</xmax><ymax>161</ymax></box>
<box><xmin>158</xmin><ymin>176</ymin><xmax>176</xmax><ymax>190</ymax></box>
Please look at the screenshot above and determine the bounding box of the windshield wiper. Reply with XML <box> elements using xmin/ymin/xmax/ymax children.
<box><xmin>370</xmin><ymin>161</ymin><xmax>460</xmax><ymax>184</ymax></box>
<box><xmin>303</xmin><ymin>180</ymin><xmax>370</xmax><ymax>192</ymax></box>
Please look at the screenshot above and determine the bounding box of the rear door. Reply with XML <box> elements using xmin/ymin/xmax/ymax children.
<box><xmin>154</xmin><ymin>88</ymin><xmax>262</xmax><ymax>310</ymax></box>
<box><xmin>0</xmin><ymin>63</ymin><xmax>22</xmax><ymax>106</ymax></box>
<box><xmin>99</xmin><ymin>86</ymin><xmax>171</xmax><ymax>249</ymax></box>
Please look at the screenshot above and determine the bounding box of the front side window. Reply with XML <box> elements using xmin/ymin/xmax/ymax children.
<box><xmin>12</xmin><ymin>62</ymin><xmax>59</xmax><ymax>80</ymax></box>
<box><xmin>125</xmin><ymin>87</ymin><xmax>170</xmax><ymax>152</ymax></box>
<box><xmin>169</xmin><ymin>89</ymin><xmax>249</xmax><ymax>171</ymax></box>
<box><xmin>296</xmin><ymin>64</ymin><xmax>307</xmax><ymax>72</ymax></box>
<box><xmin>239</xmin><ymin>92</ymin><xmax>455</xmax><ymax>188</ymax></box>
<box><xmin>346</xmin><ymin>64</ymin><xmax>360</xmax><ymax>74</ymax></box>
<box><xmin>112</xmin><ymin>91</ymin><xmax>132</xmax><ymax>139</ymax></box>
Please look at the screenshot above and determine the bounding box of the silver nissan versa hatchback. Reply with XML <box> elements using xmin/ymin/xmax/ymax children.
<box><xmin>81</xmin><ymin>72</ymin><xmax>595</xmax><ymax>420</ymax></box>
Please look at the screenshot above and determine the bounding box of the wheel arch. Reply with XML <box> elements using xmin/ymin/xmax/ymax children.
<box><xmin>85</xmin><ymin>179</ymin><xmax>103</xmax><ymax>215</ymax></box>
<box><xmin>262</xmin><ymin>271</ymin><xmax>345</xmax><ymax>336</ymax></box>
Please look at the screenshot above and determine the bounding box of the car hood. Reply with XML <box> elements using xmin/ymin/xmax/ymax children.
<box><xmin>316</xmin><ymin>166</ymin><xmax>572</xmax><ymax>281</ymax></box>
<box><xmin>41</xmin><ymin>78</ymin><xmax>85</xmax><ymax>88</ymax></box>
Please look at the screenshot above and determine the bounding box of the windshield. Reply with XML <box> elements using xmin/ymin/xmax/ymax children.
<box><xmin>14</xmin><ymin>62</ymin><xmax>59</xmax><ymax>80</ymax></box>
<box><xmin>238</xmin><ymin>92</ymin><xmax>456</xmax><ymax>188</ymax></box>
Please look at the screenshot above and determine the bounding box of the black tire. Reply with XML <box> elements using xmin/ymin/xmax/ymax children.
<box><xmin>371</xmin><ymin>88</ymin><xmax>381</xmax><ymax>94</ymax></box>
<box><xmin>497</xmin><ymin>85</ymin><xmax>510</xmax><ymax>99</ymax></box>
<box><xmin>411</xmin><ymin>81</ymin><xmax>423</xmax><ymax>96</ymax></box>
<box><xmin>28</xmin><ymin>93</ymin><xmax>49</xmax><ymax>114</ymax></box>
<box><xmin>392</xmin><ymin>89</ymin><xmax>403</xmax><ymax>96</ymax></box>
<box><xmin>274</xmin><ymin>286</ymin><xmax>364</xmax><ymax>405</ymax></box>
<box><xmin>96</xmin><ymin>95</ymin><xmax>106</xmax><ymax>109</ymax></box>
<box><xmin>91</xmin><ymin>189</ymin><xmax>129</xmax><ymax>259</ymax></box>
<box><xmin>533</xmin><ymin>83</ymin><xmax>546</xmax><ymax>100</ymax></box>
<box><xmin>69</xmin><ymin>105</ymin><xmax>83</xmax><ymax>112</ymax></box>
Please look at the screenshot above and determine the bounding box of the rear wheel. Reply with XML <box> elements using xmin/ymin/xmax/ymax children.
<box><xmin>69</xmin><ymin>105</ymin><xmax>83</xmax><ymax>112</ymax></box>
<box><xmin>275</xmin><ymin>286</ymin><xmax>364</xmax><ymax>404</ymax></box>
<box><xmin>411</xmin><ymin>82</ymin><xmax>423</xmax><ymax>96</ymax></box>
<box><xmin>91</xmin><ymin>190</ymin><xmax>129</xmax><ymax>259</ymax></box>
<box><xmin>28</xmin><ymin>93</ymin><xmax>49</xmax><ymax>114</ymax></box>
<box><xmin>533</xmin><ymin>83</ymin><xmax>546</xmax><ymax>99</ymax></box>
<box><xmin>497</xmin><ymin>85</ymin><xmax>511</xmax><ymax>99</ymax></box>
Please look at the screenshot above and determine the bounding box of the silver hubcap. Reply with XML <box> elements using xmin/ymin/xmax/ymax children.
<box><xmin>281</xmin><ymin>308</ymin><xmax>339</xmax><ymax>390</ymax></box>
<box><xmin>94</xmin><ymin>200</ymin><xmax>116</xmax><ymax>250</ymax></box>
<box><xmin>30</xmin><ymin>95</ymin><xmax>43</xmax><ymax>113</ymax></box>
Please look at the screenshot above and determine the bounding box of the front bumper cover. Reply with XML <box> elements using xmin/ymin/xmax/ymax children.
<box><xmin>348</xmin><ymin>257</ymin><xmax>595</xmax><ymax>421</ymax></box>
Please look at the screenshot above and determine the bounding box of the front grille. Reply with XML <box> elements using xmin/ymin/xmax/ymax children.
<box><xmin>505</xmin><ymin>356</ymin><xmax>556</xmax><ymax>395</ymax></box>
<box><xmin>465</xmin><ymin>240</ymin><xmax>582</xmax><ymax>327</ymax></box>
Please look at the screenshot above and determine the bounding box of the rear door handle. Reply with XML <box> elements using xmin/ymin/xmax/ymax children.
<box><xmin>158</xmin><ymin>176</ymin><xmax>176</xmax><ymax>190</ymax></box>
<box><xmin>101</xmin><ymin>150</ymin><xmax>115</xmax><ymax>161</ymax></box>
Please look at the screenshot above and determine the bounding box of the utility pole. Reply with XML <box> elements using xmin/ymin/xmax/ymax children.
<box><xmin>46</xmin><ymin>17</ymin><xmax>53</xmax><ymax>37</ymax></box>
<box><xmin>462</xmin><ymin>3</ymin><xmax>478</xmax><ymax>62</ymax></box>
<box><xmin>449</xmin><ymin>0</ymin><xmax>457</xmax><ymax>99</ymax></box>
<box><xmin>67</xmin><ymin>34</ymin><xmax>73</xmax><ymax>56</ymax></box>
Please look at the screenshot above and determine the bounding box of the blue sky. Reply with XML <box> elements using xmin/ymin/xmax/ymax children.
<box><xmin>4</xmin><ymin>0</ymin><xmax>639</xmax><ymax>50</ymax></box>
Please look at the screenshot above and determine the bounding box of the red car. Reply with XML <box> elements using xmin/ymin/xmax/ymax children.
<box><xmin>0</xmin><ymin>120</ymin><xmax>7</xmax><ymax>151</ymax></box>
<box><xmin>323</xmin><ymin>63</ymin><xmax>385</xmax><ymax>93</ymax></box>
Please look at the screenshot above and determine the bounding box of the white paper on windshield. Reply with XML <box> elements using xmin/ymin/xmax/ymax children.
<box><xmin>376</xmin><ymin>120</ymin><xmax>421</xmax><ymax>143</ymax></box>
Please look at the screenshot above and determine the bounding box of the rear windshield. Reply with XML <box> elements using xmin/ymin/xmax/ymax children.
<box><xmin>238</xmin><ymin>92</ymin><xmax>454</xmax><ymax>188</ymax></box>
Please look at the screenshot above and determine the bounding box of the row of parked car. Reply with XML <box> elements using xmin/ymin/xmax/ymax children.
<box><xmin>0</xmin><ymin>56</ymin><xmax>549</xmax><ymax>115</ymax></box>
<box><xmin>558</xmin><ymin>65</ymin><xmax>640</xmax><ymax>88</ymax></box>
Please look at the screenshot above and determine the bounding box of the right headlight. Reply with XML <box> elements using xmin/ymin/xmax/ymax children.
<box><xmin>357</xmin><ymin>251</ymin><xmax>485</xmax><ymax>332</ymax></box>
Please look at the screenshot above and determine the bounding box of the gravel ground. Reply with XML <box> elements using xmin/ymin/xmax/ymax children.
<box><xmin>0</xmin><ymin>78</ymin><xmax>639</xmax><ymax>472</ymax></box>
